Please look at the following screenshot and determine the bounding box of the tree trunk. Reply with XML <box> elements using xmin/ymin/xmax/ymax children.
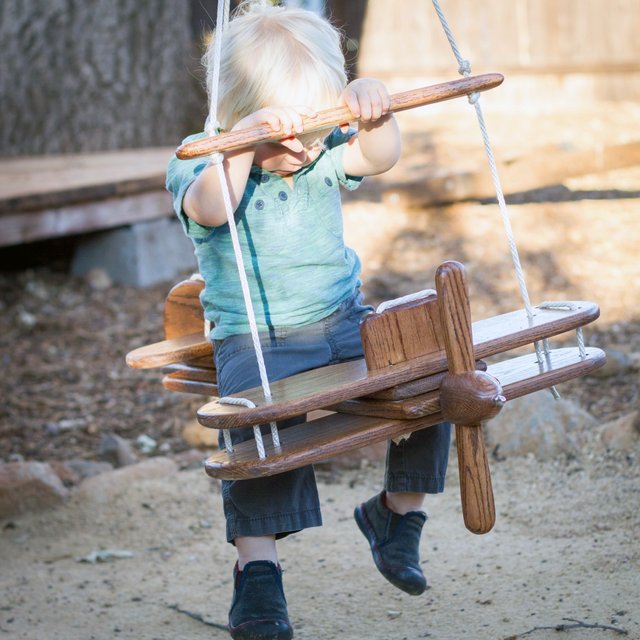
<box><xmin>0</xmin><ymin>0</ymin><xmax>199</xmax><ymax>156</ymax></box>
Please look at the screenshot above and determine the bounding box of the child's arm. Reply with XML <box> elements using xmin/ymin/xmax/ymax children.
<box><xmin>340</xmin><ymin>78</ymin><xmax>402</xmax><ymax>178</ymax></box>
<box><xmin>183</xmin><ymin>106</ymin><xmax>314</xmax><ymax>227</ymax></box>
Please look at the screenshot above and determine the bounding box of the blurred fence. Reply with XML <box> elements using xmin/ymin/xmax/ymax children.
<box><xmin>357</xmin><ymin>0</ymin><xmax>640</xmax><ymax>107</ymax></box>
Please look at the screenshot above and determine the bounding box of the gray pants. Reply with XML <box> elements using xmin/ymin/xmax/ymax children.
<box><xmin>214</xmin><ymin>291</ymin><xmax>451</xmax><ymax>543</ymax></box>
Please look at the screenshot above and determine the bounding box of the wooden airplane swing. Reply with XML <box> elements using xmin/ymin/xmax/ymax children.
<box><xmin>126</xmin><ymin>72</ymin><xmax>605</xmax><ymax>536</ymax></box>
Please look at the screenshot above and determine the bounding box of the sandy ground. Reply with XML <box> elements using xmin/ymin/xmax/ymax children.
<box><xmin>1</xmin><ymin>444</ymin><xmax>638</xmax><ymax>640</ymax></box>
<box><xmin>1</xmin><ymin>106</ymin><xmax>640</xmax><ymax>639</ymax></box>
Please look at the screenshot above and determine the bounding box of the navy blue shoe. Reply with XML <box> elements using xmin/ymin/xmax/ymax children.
<box><xmin>228</xmin><ymin>560</ymin><xmax>293</xmax><ymax>640</ymax></box>
<box><xmin>354</xmin><ymin>492</ymin><xmax>428</xmax><ymax>595</ymax></box>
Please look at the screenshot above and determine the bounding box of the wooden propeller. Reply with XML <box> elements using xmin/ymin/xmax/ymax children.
<box><xmin>436</xmin><ymin>261</ymin><xmax>499</xmax><ymax>534</ymax></box>
<box><xmin>175</xmin><ymin>73</ymin><xmax>504</xmax><ymax>159</ymax></box>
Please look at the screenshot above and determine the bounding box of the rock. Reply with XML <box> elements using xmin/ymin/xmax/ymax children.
<box><xmin>44</xmin><ymin>418</ymin><xmax>86</xmax><ymax>436</ymax></box>
<box><xmin>18</xmin><ymin>309</ymin><xmax>37</xmax><ymax>329</ymax></box>
<box><xmin>172</xmin><ymin>448</ymin><xmax>207</xmax><ymax>470</ymax></box>
<box><xmin>484</xmin><ymin>391</ymin><xmax>597</xmax><ymax>459</ymax></box>
<box><xmin>182</xmin><ymin>419</ymin><xmax>219</xmax><ymax>449</ymax></box>
<box><xmin>136</xmin><ymin>434</ymin><xmax>157</xmax><ymax>454</ymax></box>
<box><xmin>589</xmin><ymin>348</ymin><xmax>632</xmax><ymax>378</ymax></box>
<box><xmin>84</xmin><ymin>268</ymin><xmax>112</xmax><ymax>291</ymax></box>
<box><xmin>76</xmin><ymin>457</ymin><xmax>178</xmax><ymax>504</ymax></box>
<box><xmin>49</xmin><ymin>461</ymin><xmax>81</xmax><ymax>487</ymax></box>
<box><xmin>598</xmin><ymin>411</ymin><xmax>640</xmax><ymax>449</ymax></box>
<box><xmin>65</xmin><ymin>459</ymin><xmax>114</xmax><ymax>479</ymax></box>
<box><xmin>98</xmin><ymin>433</ymin><xmax>139</xmax><ymax>467</ymax></box>
<box><xmin>0</xmin><ymin>461</ymin><xmax>70</xmax><ymax>518</ymax></box>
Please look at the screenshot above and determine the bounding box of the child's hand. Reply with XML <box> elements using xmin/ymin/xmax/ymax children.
<box><xmin>340</xmin><ymin>78</ymin><xmax>392</xmax><ymax>124</ymax></box>
<box><xmin>232</xmin><ymin>106</ymin><xmax>317</xmax><ymax>136</ymax></box>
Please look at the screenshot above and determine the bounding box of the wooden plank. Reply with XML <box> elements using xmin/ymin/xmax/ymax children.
<box><xmin>360</xmin><ymin>294</ymin><xmax>442</xmax><ymax>369</ymax></box>
<box><xmin>176</xmin><ymin>74</ymin><xmax>504</xmax><ymax>159</ymax></box>
<box><xmin>331</xmin><ymin>347</ymin><xmax>605</xmax><ymax>419</ymax></box>
<box><xmin>188</xmin><ymin>356</ymin><xmax>216</xmax><ymax>369</ymax></box>
<box><xmin>163</xmin><ymin>279</ymin><xmax>207</xmax><ymax>340</ymax></box>
<box><xmin>126</xmin><ymin>332</ymin><xmax>212</xmax><ymax>369</ymax></box>
<box><xmin>0</xmin><ymin>148</ymin><xmax>175</xmax><ymax>213</ymax></box>
<box><xmin>0</xmin><ymin>191</ymin><xmax>174</xmax><ymax>248</ymax></box>
<box><xmin>196</xmin><ymin>301</ymin><xmax>600</xmax><ymax>429</ymax></box>
<box><xmin>161</xmin><ymin>363</ymin><xmax>217</xmax><ymax>383</ymax></box>
<box><xmin>205</xmin><ymin>412</ymin><xmax>445</xmax><ymax>480</ymax></box>
<box><xmin>330</xmin><ymin>391</ymin><xmax>439</xmax><ymax>420</ymax></box>
<box><xmin>203</xmin><ymin>346</ymin><xmax>605</xmax><ymax>480</ymax></box>
<box><xmin>365</xmin><ymin>360</ymin><xmax>487</xmax><ymax>400</ymax></box>
<box><xmin>163</xmin><ymin>374</ymin><xmax>218</xmax><ymax>396</ymax></box>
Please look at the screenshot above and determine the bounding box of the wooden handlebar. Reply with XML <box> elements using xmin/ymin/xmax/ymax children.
<box><xmin>175</xmin><ymin>73</ymin><xmax>504</xmax><ymax>160</ymax></box>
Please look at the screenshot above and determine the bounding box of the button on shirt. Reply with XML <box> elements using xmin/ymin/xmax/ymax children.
<box><xmin>166</xmin><ymin>128</ymin><xmax>363</xmax><ymax>339</ymax></box>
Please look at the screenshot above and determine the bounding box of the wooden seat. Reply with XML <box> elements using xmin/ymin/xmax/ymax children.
<box><xmin>195</xmin><ymin>300</ymin><xmax>600</xmax><ymax>429</ymax></box>
<box><xmin>125</xmin><ymin>260</ymin><xmax>605</xmax><ymax>535</ymax></box>
<box><xmin>205</xmin><ymin>346</ymin><xmax>604</xmax><ymax>479</ymax></box>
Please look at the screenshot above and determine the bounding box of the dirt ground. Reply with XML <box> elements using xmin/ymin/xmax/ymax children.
<box><xmin>1</xmin><ymin>107</ymin><xmax>639</xmax><ymax>639</ymax></box>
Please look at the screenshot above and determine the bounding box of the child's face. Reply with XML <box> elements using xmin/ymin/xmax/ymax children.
<box><xmin>253</xmin><ymin>137</ymin><xmax>324</xmax><ymax>176</ymax></box>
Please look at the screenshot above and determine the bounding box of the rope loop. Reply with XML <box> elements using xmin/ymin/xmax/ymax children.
<box><xmin>376</xmin><ymin>289</ymin><xmax>436</xmax><ymax>314</ymax></box>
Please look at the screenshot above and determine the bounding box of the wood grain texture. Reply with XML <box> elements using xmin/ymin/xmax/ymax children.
<box><xmin>205</xmin><ymin>412</ymin><xmax>445</xmax><ymax>480</ymax></box>
<box><xmin>201</xmin><ymin>347</ymin><xmax>605</xmax><ymax>480</ymax></box>
<box><xmin>331</xmin><ymin>347</ymin><xmax>604</xmax><ymax>419</ymax></box>
<box><xmin>435</xmin><ymin>261</ymin><xmax>475</xmax><ymax>375</ymax></box>
<box><xmin>163</xmin><ymin>374</ymin><xmax>218</xmax><ymax>396</ymax></box>
<box><xmin>329</xmin><ymin>390</ymin><xmax>440</xmax><ymax>420</ymax></box>
<box><xmin>0</xmin><ymin>149</ymin><xmax>174</xmax><ymax>213</ymax></box>
<box><xmin>360</xmin><ymin>294</ymin><xmax>442</xmax><ymax>369</ymax></box>
<box><xmin>161</xmin><ymin>363</ymin><xmax>217</xmax><ymax>383</ymax></box>
<box><xmin>176</xmin><ymin>74</ymin><xmax>504</xmax><ymax>159</ymax></box>
<box><xmin>439</xmin><ymin>371</ymin><xmax>503</xmax><ymax>424</ymax></box>
<box><xmin>163</xmin><ymin>279</ymin><xmax>206</xmax><ymax>340</ymax></box>
<box><xmin>125</xmin><ymin>333</ymin><xmax>212</xmax><ymax>369</ymax></box>
<box><xmin>366</xmin><ymin>360</ymin><xmax>487</xmax><ymax>400</ymax></box>
<box><xmin>196</xmin><ymin>300</ymin><xmax>600</xmax><ymax>428</ymax></box>
<box><xmin>435</xmin><ymin>261</ymin><xmax>495</xmax><ymax>534</ymax></box>
<box><xmin>0</xmin><ymin>191</ymin><xmax>173</xmax><ymax>248</ymax></box>
<box><xmin>455</xmin><ymin>422</ymin><xmax>496</xmax><ymax>534</ymax></box>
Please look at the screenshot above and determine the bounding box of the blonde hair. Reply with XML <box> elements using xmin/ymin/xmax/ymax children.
<box><xmin>204</xmin><ymin>0</ymin><xmax>347</xmax><ymax>136</ymax></box>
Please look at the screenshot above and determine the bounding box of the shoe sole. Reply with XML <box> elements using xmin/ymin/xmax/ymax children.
<box><xmin>229</xmin><ymin>619</ymin><xmax>293</xmax><ymax>640</ymax></box>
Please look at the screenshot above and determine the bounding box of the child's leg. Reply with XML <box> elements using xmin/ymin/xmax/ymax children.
<box><xmin>235</xmin><ymin>535</ymin><xmax>278</xmax><ymax>569</ymax></box>
<box><xmin>384</xmin><ymin>422</ymin><xmax>452</xmax><ymax>495</ymax></box>
<box><xmin>385</xmin><ymin>490</ymin><xmax>425</xmax><ymax>514</ymax></box>
<box><xmin>217</xmin><ymin>292</ymin><xmax>370</xmax><ymax>640</ymax></box>
<box><xmin>214</xmin><ymin>290</ymin><xmax>372</xmax><ymax>545</ymax></box>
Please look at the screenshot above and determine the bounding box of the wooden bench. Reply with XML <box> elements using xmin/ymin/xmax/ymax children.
<box><xmin>0</xmin><ymin>148</ymin><xmax>175</xmax><ymax>247</ymax></box>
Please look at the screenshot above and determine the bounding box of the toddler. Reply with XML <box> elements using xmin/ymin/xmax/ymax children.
<box><xmin>166</xmin><ymin>2</ymin><xmax>451</xmax><ymax>638</ymax></box>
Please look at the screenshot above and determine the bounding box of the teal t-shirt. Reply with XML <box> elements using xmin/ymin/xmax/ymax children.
<box><xmin>166</xmin><ymin>128</ymin><xmax>364</xmax><ymax>339</ymax></box>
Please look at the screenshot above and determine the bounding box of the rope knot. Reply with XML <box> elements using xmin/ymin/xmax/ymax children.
<box><xmin>467</xmin><ymin>91</ymin><xmax>481</xmax><ymax>105</ymax></box>
<box><xmin>207</xmin><ymin>152</ymin><xmax>224</xmax><ymax>166</ymax></box>
<box><xmin>458</xmin><ymin>59</ymin><xmax>472</xmax><ymax>76</ymax></box>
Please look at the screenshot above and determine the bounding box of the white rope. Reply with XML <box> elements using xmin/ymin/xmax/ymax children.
<box><xmin>205</xmin><ymin>0</ymin><xmax>281</xmax><ymax>454</ymax></box>
<box><xmin>430</xmin><ymin>0</ymin><xmax>566</xmax><ymax>395</ymax></box>
<box><xmin>218</xmin><ymin>397</ymin><xmax>270</xmax><ymax>459</ymax></box>
<box><xmin>375</xmin><ymin>289</ymin><xmax>436</xmax><ymax>314</ymax></box>
<box><xmin>538</xmin><ymin>302</ymin><xmax>588</xmax><ymax>358</ymax></box>
<box><xmin>204</xmin><ymin>0</ymin><xmax>230</xmax><ymax>137</ymax></box>
<box><xmin>431</xmin><ymin>0</ymin><xmax>535</xmax><ymax>321</ymax></box>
